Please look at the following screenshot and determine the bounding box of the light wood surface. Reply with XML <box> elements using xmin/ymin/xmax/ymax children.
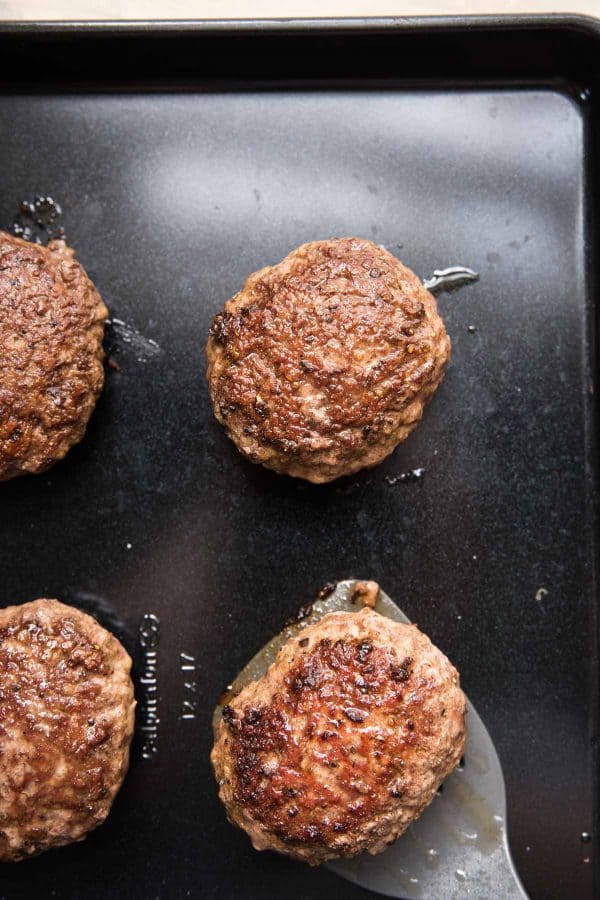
<box><xmin>0</xmin><ymin>1</ymin><xmax>598</xmax><ymax>21</ymax></box>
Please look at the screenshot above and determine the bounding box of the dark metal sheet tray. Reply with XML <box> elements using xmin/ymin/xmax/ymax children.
<box><xmin>0</xmin><ymin>16</ymin><xmax>598</xmax><ymax>900</ymax></box>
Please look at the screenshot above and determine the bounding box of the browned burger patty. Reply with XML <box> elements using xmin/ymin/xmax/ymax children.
<box><xmin>206</xmin><ymin>238</ymin><xmax>450</xmax><ymax>482</ymax></box>
<box><xmin>0</xmin><ymin>599</ymin><xmax>135</xmax><ymax>862</ymax></box>
<box><xmin>211</xmin><ymin>608</ymin><xmax>466</xmax><ymax>864</ymax></box>
<box><xmin>0</xmin><ymin>232</ymin><xmax>107</xmax><ymax>481</ymax></box>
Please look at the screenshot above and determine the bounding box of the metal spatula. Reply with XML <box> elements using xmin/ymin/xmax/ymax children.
<box><xmin>213</xmin><ymin>579</ymin><xmax>527</xmax><ymax>900</ymax></box>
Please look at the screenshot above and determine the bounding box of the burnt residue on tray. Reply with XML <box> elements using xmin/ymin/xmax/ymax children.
<box><xmin>284</xmin><ymin>582</ymin><xmax>337</xmax><ymax>627</ymax></box>
<box><xmin>315</xmin><ymin>581</ymin><xmax>336</xmax><ymax>601</ymax></box>
<box><xmin>285</xmin><ymin>601</ymin><xmax>315</xmax><ymax>626</ymax></box>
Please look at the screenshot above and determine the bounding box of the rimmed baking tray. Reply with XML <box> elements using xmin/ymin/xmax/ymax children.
<box><xmin>0</xmin><ymin>16</ymin><xmax>597</xmax><ymax>900</ymax></box>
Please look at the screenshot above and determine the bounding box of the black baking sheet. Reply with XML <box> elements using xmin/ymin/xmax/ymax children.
<box><xmin>0</xmin><ymin>17</ymin><xmax>597</xmax><ymax>900</ymax></box>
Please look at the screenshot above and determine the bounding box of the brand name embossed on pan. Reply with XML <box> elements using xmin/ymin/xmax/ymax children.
<box><xmin>138</xmin><ymin>613</ymin><xmax>160</xmax><ymax>760</ymax></box>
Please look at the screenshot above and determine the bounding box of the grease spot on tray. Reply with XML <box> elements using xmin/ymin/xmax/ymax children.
<box><xmin>11</xmin><ymin>195</ymin><xmax>65</xmax><ymax>244</ymax></box>
<box><xmin>385</xmin><ymin>468</ymin><xmax>425</xmax><ymax>486</ymax></box>
<box><xmin>106</xmin><ymin>317</ymin><xmax>163</xmax><ymax>363</ymax></box>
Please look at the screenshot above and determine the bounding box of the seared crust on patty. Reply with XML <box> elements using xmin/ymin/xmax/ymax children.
<box><xmin>0</xmin><ymin>599</ymin><xmax>135</xmax><ymax>862</ymax></box>
<box><xmin>212</xmin><ymin>609</ymin><xmax>466</xmax><ymax>864</ymax></box>
<box><xmin>0</xmin><ymin>232</ymin><xmax>107</xmax><ymax>481</ymax></box>
<box><xmin>206</xmin><ymin>238</ymin><xmax>450</xmax><ymax>482</ymax></box>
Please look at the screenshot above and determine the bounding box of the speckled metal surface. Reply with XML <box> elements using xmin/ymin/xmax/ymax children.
<box><xmin>0</xmin><ymin>19</ymin><xmax>597</xmax><ymax>900</ymax></box>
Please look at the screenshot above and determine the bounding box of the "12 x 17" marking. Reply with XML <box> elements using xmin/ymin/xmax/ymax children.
<box><xmin>180</xmin><ymin>652</ymin><xmax>197</xmax><ymax>720</ymax></box>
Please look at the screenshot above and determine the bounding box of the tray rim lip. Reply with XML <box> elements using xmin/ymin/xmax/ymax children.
<box><xmin>0</xmin><ymin>13</ymin><xmax>598</xmax><ymax>38</ymax></box>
